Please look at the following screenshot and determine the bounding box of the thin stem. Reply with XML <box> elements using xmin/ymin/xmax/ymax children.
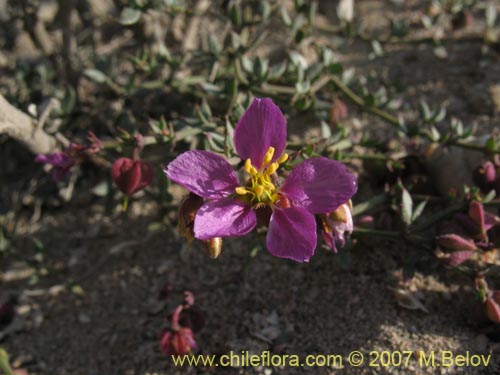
<box><xmin>327</xmin><ymin>75</ymin><xmax>405</xmax><ymax>132</ymax></box>
<box><xmin>411</xmin><ymin>201</ymin><xmax>466</xmax><ymax>233</ymax></box>
<box><xmin>122</xmin><ymin>196</ymin><xmax>129</xmax><ymax>212</ymax></box>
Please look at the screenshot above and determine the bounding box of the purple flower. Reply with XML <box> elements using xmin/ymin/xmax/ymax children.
<box><xmin>35</xmin><ymin>152</ymin><xmax>75</xmax><ymax>181</ymax></box>
<box><xmin>165</xmin><ymin>98</ymin><xmax>357</xmax><ymax>262</ymax></box>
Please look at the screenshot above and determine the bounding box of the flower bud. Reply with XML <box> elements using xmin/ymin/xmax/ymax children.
<box><xmin>486</xmin><ymin>298</ymin><xmax>500</xmax><ymax>324</ymax></box>
<box><xmin>435</xmin><ymin>234</ymin><xmax>477</xmax><ymax>251</ymax></box>
<box><xmin>435</xmin><ymin>249</ymin><xmax>473</xmax><ymax>267</ymax></box>
<box><xmin>161</xmin><ymin>327</ymin><xmax>197</xmax><ymax>356</ymax></box>
<box><xmin>111</xmin><ymin>157</ymin><xmax>153</xmax><ymax>196</ymax></box>
<box><xmin>177</xmin><ymin>194</ymin><xmax>203</xmax><ymax>243</ymax></box>
<box><xmin>321</xmin><ymin>201</ymin><xmax>353</xmax><ymax>252</ymax></box>
<box><xmin>202</xmin><ymin>237</ymin><xmax>222</xmax><ymax>259</ymax></box>
<box><xmin>330</xmin><ymin>98</ymin><xmax>348</xmax><ymax>123</ymax></box>
<box><xmin>473</xmin><ymin>161</ymin><xmax>496</xmax><ymax>193</ymax></box>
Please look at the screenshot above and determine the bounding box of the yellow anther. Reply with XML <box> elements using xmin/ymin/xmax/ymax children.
<box><xmin>277</xmin><ymin>153</ymin><xmax>288</xmax><ymax>164</ymax></box>
<box><xmin>235</xmin><ymin>187</ymin><xmax>248</xmax><ymax>195</ymax></box>
<box><xmin>244</xmin><ymin>159</ymin><xmax>252</xmax><ymax>173</ymax></box>
<box><xmin>244</xmin><ymin>158</ymin><xmax>257</xmax><ymax>175</ymax></box>
<box><xmin>255</xmin><ymin>185</ymin><xmax>264</xmax><ymax>197</ymax></box>
<box><xmin>261</xmin><ymin>147</ymin><xmax>275</xmax><ymax>168</ymax></box>
<box><xmin>265</xmin><ymin>163</ymin><xmax>278</xmax><ymax>175</ymax></box>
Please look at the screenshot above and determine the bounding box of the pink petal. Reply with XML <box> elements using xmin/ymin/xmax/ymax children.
<box><xmin>435</xmin><ymin>234</ymin><xmax>477</xmax><ymax>251</ymax></box>
<box><xmin>446</xmin><ymin>250</ymin><xmax>474</xmax><ymax>266</ymax></box>
<box><xmin>194</xmin><ymin>198</ymin><xmax>256</xmax><ymax>239</ymax></box>
<box><xmin>321</xmin><ymin>227</ymin><xmax>338</xmax><ymax>253</ymax></box>
<box><xmin>165</xmin><ymin>151</ymin><xmax>240</xmax><ymax>199</ymax></box>
<box><xmin>233</xmin><ymin>98</ymin><xmax>287</xmax><ymax>169</ymax></box>
<box><xmin>469</xmin><ymin>201</ymin><xmax>486</xmax><ymax>233</ymax></box>
<box><xmin>135</xmin><ymin>161</ymin><xmax>154</xmax><ymax>191</ymax></box>
<box><xmin>266</xmin><ymin>207</ymin><xmax>316</xmax><ymax>262</ymax></box>
<box><xmin>492</xmin><ymin>291</ymin><xmax>500</xmax><ymax>305</ymax></box>
<box><xmin>280</xmin><ymin>157</ymin><xmax>357</xmax><ymax>214</ymax></box>
<box><xmin>486</xmin><ymin>298</ymin><xmax>500</xmax><ymax>324</ymax></box>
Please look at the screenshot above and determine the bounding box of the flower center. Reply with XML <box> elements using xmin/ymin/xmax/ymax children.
<box><xmin>235</xmin><ymin>146</ymin><xmax>288</xmax><ymax>206</ymax></box>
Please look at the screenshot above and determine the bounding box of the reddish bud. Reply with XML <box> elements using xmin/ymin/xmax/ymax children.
<box><xmin>321</xmin><ymin>202</ymin><xmax>354</xmax><ymax>252</ymax></box>
<box><xmin>486</xmin><ymin>298</ymin><xmax>500</xmax><ymax>324</ymax></box>
<box><xmin>86</xmin><ymin>131</ymin><xmax>103</xmax><ymax>154</ymax></box>
<box><xmin>330</xmin><ymin>98</ymin><xmax>348</xmax><ymax>123</ymax></box>
<box><xmin>161</xmin><ymin>327</ymin><xmax>198</xmax><ymax>356</ymax></box>
<box><xmin>473</xmin><ymin>161</ymin><xmax>496</xmax><ymax>193</ymax></box>
<box><xmin>436</xmin><ymin>249</ymin><xmax>474</xmax><ymax>267</ymax></box>
<box><xmin>435</xmin><ymin>234</ymin><xmax>477</xmax><ymax>251</ymax></box>
<box><xmin>177</xmin><ymin>194</ymin><xmax>204</xmax><ymax>243</ymax></box>
<box><xmin>202</xmin><ymin>237</ymin><xmax>222</xmax><ymax>259</ymax></box>
<box><xmin>184</xmin><ymin>291</ymin><xmax>195</xmax><ymax>307</ymax></box>
<box><xmin>111</xmin><ymin>157</ymin><xmax>153</xmax><ymax>196</ymax></box>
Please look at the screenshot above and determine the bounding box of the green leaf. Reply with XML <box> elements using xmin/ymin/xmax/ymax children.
<box><xmin>486</xmin><ymin>137</ymin><xmax>497</xmax><ymax>153</ymax></box>
<box><xmin>401</xmin><ymin>187</ymin><xmax>413</xmax><ymax>225</ymax></box>
<box><xmin>225</xmin><ymin>117</ymin><xmax>235</xmax><ymax>153</ymax></box>
<box><xmin>433</xmin><ymin>107</ymin><xmax>446</xmax><ymax>122</ymax></box>
<box><xmin>486</xmin><ymin>2</ymin><xmax>497</xmax><ymax>28</ymax></box>
<box><xmin>84</xmin><ymin>69</ymin><xmax>108</xmax><ymax>84</ymax></box>
<box><xmin>412</xmin><ymin>200</ymin><xmax>428</xmax><ymax>222</ymax></box>
<box><xmin>253</xmin><ymin>57</ymin><xmax>268</xmax><ymax>80</ymax></box>
<box><xmin>419</xmin><ymin>100</ymin><xmax>431</xmax><ymax>120</ymax></box>
<box><xmin>327</xmin><ymin>62</ymin><xmax>343</xmax><ymax>74</ymax></box>
<box><xmin>295</xmin><ymin>80</ymin><xmax>310</xmax><ymax>95</ymax></box>
<box><xmin>119</xmin><ymin>7</ymin><xmax>142</xmax><ymax>25</ymax></box>
<box><xmin>268</xmin><ymin>61</ymin><xmax>287</xmax><ymax>80</ymax></box>
<box><xmin>484</xmin><ymin>189</ymin><xmax>496</xmax><ymax>203</ymax></box>
<box><xmin>229</xmin><ymin>3</ymin><xmax>242</xmax><ymax>27</ymax></box>
<box><xmin>320</xmin><ymin>121</ymin><xmax>331</xmax><ymax>139</ymax></box>
<box><xmin>208</xmin><ymin>34</ymin><xmax>221</xmax><ymax>55</ymax></box>
<box><xmin>281</xmin><ymin>5</ymin><xmax>292</xmax><ymax>26</ymax></box>
<box><xmin>371</xmin><ymin>40</ymin><xmax>384</xmax><ymax>57</ymax></box>
<box><xmin>0</xmin><ymin>348</ymin><xmax>15</xmax><ymax>375</ymax></box>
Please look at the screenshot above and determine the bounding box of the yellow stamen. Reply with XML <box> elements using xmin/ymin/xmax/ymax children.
<box><xmin>244</xmin><ymin>159</ymin><xmax>253</xmax><ymax>174</ymax></box>
<box><xmin>277</xmin><ymin>153</ymin><xmax>288</xmax><ymax>164</ymax></box>
<box><xmin>235</xmin><ymin>187</ymin><xmax>248</xmax><ymax>195</ymax></box>
<box><xmin>261</xmin><ymin>147</ymin><xmax>275</xmax><ymax>168</ymax></box>
<box><xmin>235</xmin><ymin>147</ymin><xmax>287</xmax><ymax>206</ymax></box>
<box><xmin>255</xmin><ymin>185</ymin><xmax>264</xmax><ymax>197</ymax></box>
<box><xmin>265</xmin><ymin>163</ymin><xmax>278</xmax><ymax>175</ymax></box>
